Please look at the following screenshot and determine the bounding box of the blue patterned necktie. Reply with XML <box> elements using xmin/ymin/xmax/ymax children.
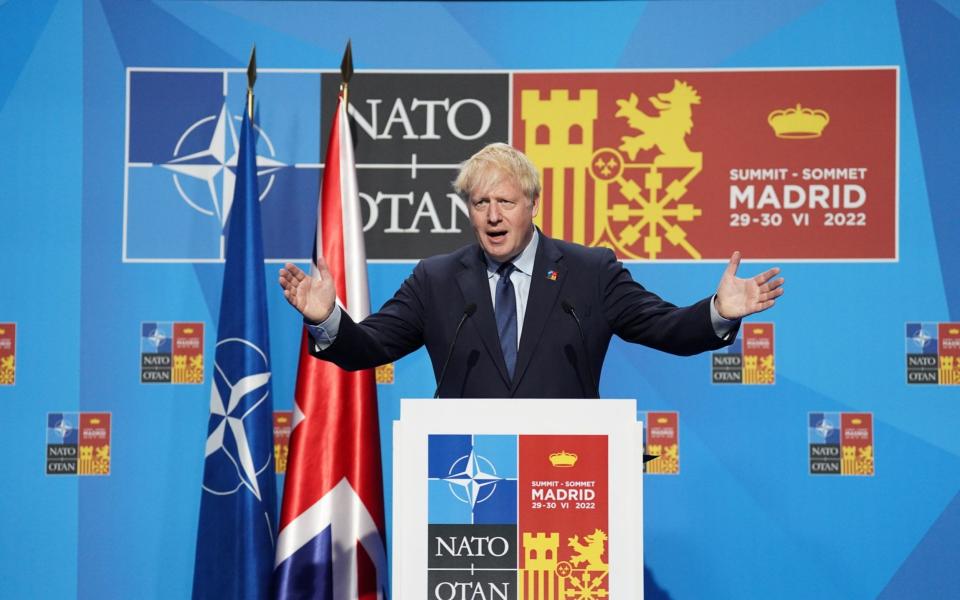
<box><xmin>495</xmin><ymin>262</ymin><xmax>518</xmax><ymax>380</ymax></box>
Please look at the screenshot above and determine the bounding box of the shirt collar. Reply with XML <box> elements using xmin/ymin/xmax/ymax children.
<box><xmin>485</xmin><ymin>228</ymin><xmax>539</xmax><ymax>278</ymax></box>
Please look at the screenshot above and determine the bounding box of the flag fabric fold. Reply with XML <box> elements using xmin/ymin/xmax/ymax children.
<box><xmin>193</xmin><ymin>101</ymin><xmax>278</xmax><ymax>599</ymax></box>
<box><xmin>273</xmin><ymin>90</ymin><xmax>388</xmax><ymax>600</ymax></box>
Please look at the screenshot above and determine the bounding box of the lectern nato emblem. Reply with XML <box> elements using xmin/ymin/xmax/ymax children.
<box><xmin>428</xmin><ymin>434</ymin><xmax>609</xmax><ymax>599</ymax></box>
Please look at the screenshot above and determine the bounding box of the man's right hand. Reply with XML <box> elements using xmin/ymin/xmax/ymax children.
<box><xmin>278</xmin><ymin>256</ymin><xmax>337</xmax><ymax>323</ymax></box>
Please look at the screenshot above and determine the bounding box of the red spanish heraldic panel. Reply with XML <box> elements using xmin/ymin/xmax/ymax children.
<box><xmin>841</xmin><ymin>413</ymin><xmax>874</xmax><ymax>476</ymax></box>
<box><xmin>172</xmin><ymin>322</ymin><xmax>204</xmax><ymax>384</ymax></box>
<box><xmin>939</xmin><ymin>323</ymin><xmax>960</xmax><ymax>385</ymax></box>
<box><xmin>514</xmin><ymin>69</ymin><xmax>897</xmax><ymax>260</ymax></box>
<box><xmin>518</xmin><ymin>435</ymin><xmax>609</xmax><ymax>600</ymax></box>
<box><xmin>78</xmin><ymin>413</ymin><xmax>111</xmax><ymax>476</ymax></box>
<box><xmin>0</xmin><ymin>323</ymin><xmax>14</xmax><ymax>385</ymax></box>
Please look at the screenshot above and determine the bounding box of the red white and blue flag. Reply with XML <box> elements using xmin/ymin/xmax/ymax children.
<box><xmin>272</xmin><ymin>87</ymin><xmax>388</xmax><ymax>599</ymax></box>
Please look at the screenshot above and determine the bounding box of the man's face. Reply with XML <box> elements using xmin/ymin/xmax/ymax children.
<box><xmin>468</xmin><ymin>173</ymin><xmax>539</xmax><ymax>263</ymax></box>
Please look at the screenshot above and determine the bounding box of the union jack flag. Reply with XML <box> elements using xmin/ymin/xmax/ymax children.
<box><xmin>272</xmin><ymin>77</ymin><xmax>388</xmax><ymax>599</ymax></box>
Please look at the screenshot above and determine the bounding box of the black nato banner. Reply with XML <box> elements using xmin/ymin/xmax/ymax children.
<box><xmin>321</xmin><ymin>72</ymin><xmax>510</xmax><ymax>259</ymax></box>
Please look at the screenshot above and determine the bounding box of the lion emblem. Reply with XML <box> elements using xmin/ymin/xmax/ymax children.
<box><xmin>615</xmin><ymin>79</ymin><xmax>701</xmax><ymax>165</ymax></box>
<box><xmin>568</xmin><ymin>528</ymin><xmax>608</xmax><ymax>571</ymax></box>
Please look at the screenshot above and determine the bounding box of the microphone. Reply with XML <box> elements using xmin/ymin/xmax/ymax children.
<box><xmin>562</xmin><ymin>299</ymin><xmax>598</xmax><ymax>398</ymax></box>
<box><xmin>434</xmin><ymin>303</ymin><xmax>477</xmax><ymax>398</ymax></box>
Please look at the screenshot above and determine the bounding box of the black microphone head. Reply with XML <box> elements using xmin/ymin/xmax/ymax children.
<box><xmin>464</xmin><ymin>303</ymin><xmax>477</xmax><ymax>317</ymax></box>
<box><xmin>561</xmin><ymin>299</ymin><xmax>574</xmax><ymax>314</ymax></box>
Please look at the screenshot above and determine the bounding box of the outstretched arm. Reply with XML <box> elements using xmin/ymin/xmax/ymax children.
<box><xmin>714</xmin><ymin>251</ymin><xmax>785</xmax><ymax>320</ymax></box>
<box><xmin>278</xmin><ymin>256</ymin><xmax>337</xmax><ymax>323</ymax></box>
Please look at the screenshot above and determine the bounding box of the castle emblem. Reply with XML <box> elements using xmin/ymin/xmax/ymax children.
<box><xmin>520</xmin><ymin>528</ymin><xmax>609</xmax><ymax>599</ymax></box>
<box><xmin>521</xmin><ymin>80</ymin><xmax>704</xmax><ymax>260</ymax></box>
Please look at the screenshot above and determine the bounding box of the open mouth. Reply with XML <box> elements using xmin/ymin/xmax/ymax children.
<box><xmin>487</xmin><ymin>230</ymin><xmax>507</xmax><ymax>240</ymax></box>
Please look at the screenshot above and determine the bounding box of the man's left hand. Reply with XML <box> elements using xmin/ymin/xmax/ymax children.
<box><xmin>715</xmin><ymin>251</ymin><xmax>784</xmax><ymax>320</ymax></box>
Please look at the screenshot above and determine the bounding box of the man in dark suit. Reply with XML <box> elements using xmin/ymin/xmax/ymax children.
<box><xmin>279</xmin><ymin>144</ymin><xmax>783</xmax><ymax>398</ymax></box>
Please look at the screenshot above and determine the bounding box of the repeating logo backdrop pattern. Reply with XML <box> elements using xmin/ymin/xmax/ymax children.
<box><xmin>905</xmin><ymin>322</ymin><xmax>960</xmax><ymax>385</ymax></box>
<box><xmin>46</xmin><ymin>413</ymin><xmax>111</xmax><ymax>476</ymax></box>
<box><xmin>643</xmin><ymin>412</ymin><xmax>679</xmax><ymax>475</ymax></box>
<box><xmin>140</xmin><ymin>322</ymin><xmax>204</xmax><ymax>384</ymax></box>
<box><xmin>712</xmin><ymin>322</ymin><xmax>775</xmax><ymax>384</ymax></box>
<box><xmin>808</xmin><ymin>412</ymin><xmax>874</xmax><ymax>476</ymax></box>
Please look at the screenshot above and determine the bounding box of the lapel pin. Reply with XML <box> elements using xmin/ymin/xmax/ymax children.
<box><xmin>546</xmin><ymin>270</ymin><xmax>558</xmax><ymax>281</ymax></box>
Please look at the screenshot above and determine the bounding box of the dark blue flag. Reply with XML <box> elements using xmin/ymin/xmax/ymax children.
<box><xmin>193</xmin><ymin>100</ymin><xmax>277</xmax><ymax>600</ymax></box>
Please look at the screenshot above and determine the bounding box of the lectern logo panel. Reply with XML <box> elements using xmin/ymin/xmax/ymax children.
<box><xmin>427</xmin><ymin>433</ymin><xmax>610</xmax><ymax>600</ymax></box>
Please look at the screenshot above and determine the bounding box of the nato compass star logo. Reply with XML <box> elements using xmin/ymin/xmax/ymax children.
<box><xmin>163</xmin><ymin>102</ymin><xmax>285</xmax><ymax>228</ymax></box>
<box><xmin>907</xmin><ymin>323</ymin><xmax>937</xmax><ymax>354</ymax></box>
<box><xmin>50</xmin><ymin>415</ymin><xmax>76</xmax><ymax>443</ymax></box>
<box><xmin>443</xmin><ymin>449</ymin><xmax>504</xmax><ymax>508</ymax></box>
<box><xmin>815</xmin><ymin>417</ymin><xmax>835</xmax><ymax>440</ymax></box>
<box><xmin>126</xmin><ymin>69</ymin><xmax>323</xmax><ymax>262</ymax></box>
<box><xmin>428</xmin><ymin>435</ymin><xmax>518</xmax><ymax>524</ymax></box>
<box><xmin>809</xmin><ymin>412</ymin><xmax>840</xmax><ymax>445</ymax></box>
<box><xmin>141</xmin><ymin>322</ymin><xmax>171</xmax><ymax>353</ymax></box>
<box><xmin>203</xmin><ymin>338</ymin><xmax>272</xmax><ymax>500</ymax></box>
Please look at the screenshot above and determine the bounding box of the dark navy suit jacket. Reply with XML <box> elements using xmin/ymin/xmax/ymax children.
<box><xmin>315</xmin><ymin>235</ymin><xmax>737</xmax><ymax>398</ymax></box>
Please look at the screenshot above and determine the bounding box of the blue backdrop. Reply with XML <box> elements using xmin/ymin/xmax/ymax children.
<box><xmin>2</xmin><ymin>1</ymin><xmax>959</xmax><ymax>598</ymax></box>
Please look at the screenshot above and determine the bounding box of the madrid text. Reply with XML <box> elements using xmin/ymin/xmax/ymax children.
<box><xmin>529</xmin><ymin>480</ymin><xmax>597</xmax><ymax>510</ymax></box>
<box><xmin>728</xmin><ymin>166</ymin><xmax>869</xmax><ymax>228</ymax></box>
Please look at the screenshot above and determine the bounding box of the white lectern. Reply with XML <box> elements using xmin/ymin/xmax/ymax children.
<box><xmin>393</xmin><ymin>398</ymin><xmax>644</xmax><ymax>599</ymax></box>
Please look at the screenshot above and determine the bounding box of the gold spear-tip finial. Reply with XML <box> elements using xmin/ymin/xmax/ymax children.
<box><xmin>340</xmin><ymin>40</ymin><xmax>353</xmax><ymax>104</ymax></box>
<box><xmin>246</xmin><ymin>44</ymin><xmax>257</xmax><ymax>120</ymax></box>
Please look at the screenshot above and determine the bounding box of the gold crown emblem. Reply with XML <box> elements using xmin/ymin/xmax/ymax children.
<box><xmin>182</xmin><ymin>327</ymin><xmax>195</xmax><ymax>334</ymax></box>
<box><xmin>752</xmin><ymin>327</ymin><xmax>765</xmax><ymax>335</ymax></box>
<box><xmin>90</xmin><ymin>418</ymin><xmax>101</xmax><ymax>425</ymax></box>
<box><xmin>768</xmin><ymin>104</ymin><xmax>829</xmax><ymax>139</ymax></box>
<box><xmin>851</xmin><ymin>418</ymin><xmax>862</xmax><ymax>425</ymax></box>
<box><xmin>0</xmin><ymin>328</ymin><xmax>6</xmax><ymax>334</ymax></box>
<box><xmin>656</xmin><ymin>417</ymin><xmax>669</xmax><ymax>424</ymax></box>
<box><xmin>276</xmin><ymin>416</ymin><xmax>288</xmax><ymax>424</ymax></box>
<box><xmin>549</xmin><ymin>451</ymin><xmax>578</xmax><ymax>467</ymax></box>
<box><xmin>949</xmin><ymin>328</ymin><xmax>959</xmax><ymax>335</ymax></box>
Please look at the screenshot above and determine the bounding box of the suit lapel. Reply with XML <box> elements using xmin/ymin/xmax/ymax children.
<box><xmin>512</xmin><ymin>236</ymin><xmax>566</xmax><ymax>392</ymax></box>
<box><xmin>456</xmin><ymin>247</ymin><xmax>512</xmax><ymax>387</ymax></box>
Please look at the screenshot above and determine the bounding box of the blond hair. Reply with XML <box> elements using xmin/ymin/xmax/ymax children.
<box><xmin>453</xmin><ymin>143</ymin><xmax>541</xmax><ymax>202</ymax></box>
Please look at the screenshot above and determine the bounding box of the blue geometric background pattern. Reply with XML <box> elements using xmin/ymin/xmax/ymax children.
<box><xmin>1</xmin><ymin>1</ymin><xmax>958</xmax><ymax>598</ymax></box>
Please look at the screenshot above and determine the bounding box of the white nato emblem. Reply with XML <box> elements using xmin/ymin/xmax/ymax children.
<box><xmin>443</xmin><ymin>450</ymin><xmax>503</xmax><ymax>508</ymax></box>
<box><xmin>815</xmin><ymin>417</ymin><xmax>835</xmax><ymax>440</ymax></box>
<box><xmin>162</xmin><ymin>102</ymin><xmax>286</xmax><ymax>228</ymax></box>
<box><xmin>909</xmin><ymin>326</ymin><xmax>934</xmax><ymax>353</ymax></box>
<box><xmin>144</xmin><ymin>324</ymin><xmax>168</xmax><ymax>351</ymax></box>
<box><xmin>53</xmin><ymin>416</ymin><xmax>74</xmax><ymax>442</ymax></box>
<box><xmin>203</xmin><ymin>337</ymin><xmax>272</xmax><ymax>500</ymax></box>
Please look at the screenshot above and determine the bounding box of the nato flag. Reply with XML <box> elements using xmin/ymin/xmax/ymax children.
<box><xmin>192</xmin><ymin>100</ymin><xmax>278</xmax><ymax>600</ymax></box>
